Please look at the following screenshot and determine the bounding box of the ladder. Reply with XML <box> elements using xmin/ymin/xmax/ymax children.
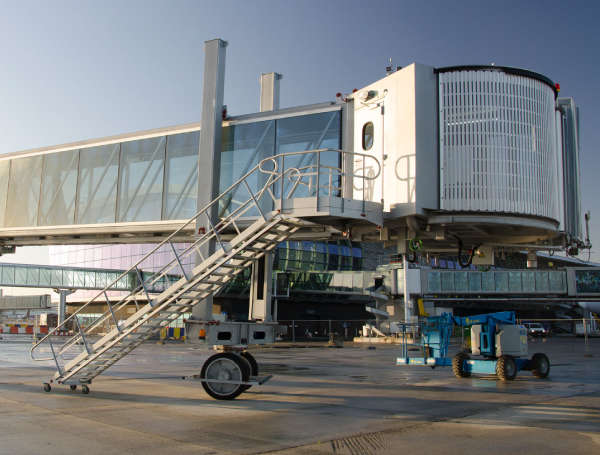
<box><xmin>30</xmin><ymin>149</ymin><xmax>381</xmax><ymax>389</ymax></box>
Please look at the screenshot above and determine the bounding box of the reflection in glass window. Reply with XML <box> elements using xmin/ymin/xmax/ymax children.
<box><xmin>328</xmin><ymin>243</ymin><xmax>340</xmax><ymax>269</ymax></box>
<box><xmin>39</xmin><ymin>150</ymin><xmax>80</xmax><ymax>226</ymax></box>
<box><xmin>220</xmin><ymin>121</ymin><xmax>275</xmax><ymax>217</ymax></box>
<box><xmin>5</xmin><ymin>155</ymin><xmax>43</xmax><ymax>228</ymax></box>
<box><xmin>164</xmin><ymin>131</ymin><xmax>200</xmax><ymax>220</ymax></box>
<box><xmin>362</xmin><ymin>122</ymin><xmax>374</xmax><ymax>150</ymax></box>
<box><xmin>340</xmin><ymin>241</ymin><xmax>352</xmax><ymax>257</ymax></box>
<box><xmin>118</xmin><ymin>137</ymin><xmax>166</xmax><ymax>222</ymax></box>
<box><xmin>0</xmin><ymin>161</ymin><xmax>10</xmax><ymax>228</ymax></box>
<box><xmin>276</xmin><ymin>111</ymin><xmax>341</xmax><ymax>198</ymax></box>
<box><xmin>77</xmin><ymin>144</ymin><xmax>120</xmax><ymax>224</ymax></box>
<box><xmin>288</xmin><ymin>241</ymin><xmax>301</xmax><ymax>250</ymax></box>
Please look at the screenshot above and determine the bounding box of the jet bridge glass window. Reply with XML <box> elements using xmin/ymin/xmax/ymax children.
<box><xmin>76</xmin><ymin>144</ymin><xmax>120</xmax><ymax>225</ymax></box>
<box><xmin>164</xmin><ymin>131</ymin><xmax>200</xmax><ymax>220</ymax></box>
<box><xmin>275</xmin><ymin>110</ymin><xmax>342</xmax><ymax>199</ymax></box>
<box><xmin>39</xmin><ymin>150</ymin><xmax>80</xmax><ymax>227</ymax></box>
<box><xmin>5</xmin><ymin>155</ymin><xmax>43</xmax><ymax>228</ymax></box>
<box><xmin>118</xmin><ymin>137</ymin><xmax>166</xmax><ymax>223</ymax></box>
<box><xmin>362</xmin><ymin>122</ymin><xmax>374</xmax><ymax>151</ymax></box>
<box><xmin>220</xmin><ymin>120</ymin><xmax>275</xmax><ymax>217</ymax></box>
<box><xmin>0</xmin><ymin>160</ymin><xmax>11</xmax><ymax>228</ymax></box>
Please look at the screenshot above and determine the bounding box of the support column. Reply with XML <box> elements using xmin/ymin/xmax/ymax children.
<box><xmin>259</xmin><ymin>72</ymin><xmax>282</xmax><ymax>112</ymax></box>
<box><xmin>54</xmin><ymin>289</ymin><xmax>75</xmax><ymax>326</ymax></box>
<box><xmin>403</xmin><ymin>254</ymin><xmax>410</xmax><ymax>323</ymax></box>
<box><xmin>249</xmin><ymin>254</ymin><xmax>274</xmax><ymax>322</ymax></box>
<box><xmin>254</xmin><ymin>71</ymin><xmax>281</xmax><ymax>322</ymax></box>
<box><xmin>193</xmin><ymin>38</ymin><xmax>227</xmax><ymax>321</ymax></box>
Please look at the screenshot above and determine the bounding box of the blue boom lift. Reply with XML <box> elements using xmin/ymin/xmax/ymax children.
<box><xmin>397</xmin><ymin>311</ymin><xmax>550</xmax><ymax>380</ymax></box>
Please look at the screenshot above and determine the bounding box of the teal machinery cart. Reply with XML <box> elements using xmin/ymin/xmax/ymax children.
<box><xmin>396</xmin><ymin>311</ymin><xmax>550</xmax><ymax>380</ymax></box>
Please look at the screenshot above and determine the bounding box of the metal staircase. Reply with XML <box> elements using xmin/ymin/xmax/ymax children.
<box><xmin>30</xmin><ymin>149</ymin><xmax>381</xmax><ymax>394</ymax></box>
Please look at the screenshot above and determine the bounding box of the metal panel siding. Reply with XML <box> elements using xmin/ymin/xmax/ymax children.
<box><xmin>439</xmin><ymin>71</ymin><xmax>558</xmax><ymax>221</ymax></box>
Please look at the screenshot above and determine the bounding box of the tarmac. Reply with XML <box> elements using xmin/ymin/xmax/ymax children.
<box><xmin>0</xmin><ymin>335</ymin><xmax>599</xmax><ymax>455</ymax></box>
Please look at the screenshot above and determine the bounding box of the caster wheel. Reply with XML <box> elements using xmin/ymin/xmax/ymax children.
<box><xmin>70</xmin><ymin>385</ymin><xmax>77</xmax><ymax>391</ymax></box>
<box><xmin>82</xmin><ymin>385</ymin><xmax>89</xmax><ymax>394</ymax></box>
<box><xmin>43</xmin><ymin>383</ymin><xmax>51</xmax><ymax>393</ymax></box>
<box><xmin>200</xmin><ymin>353</ymin><xmax>250</xmax><ymax>400</ymax></box>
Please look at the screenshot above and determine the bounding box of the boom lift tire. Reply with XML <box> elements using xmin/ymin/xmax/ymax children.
<box><xmin>452</xmin><ymin>352</ymin><xmax>471</xmax><ymax>378</ymax></box>
<box><xmin>531</xmin><ymin>353</ymin><xmax>550</xmax><ymax>378</ymax></box>
<box><xmin>200</xmin><ymin>353</ymin><xmax>250</xmax><ymax>400</ymax></box>
<box><xmin>496</xmin><ymin>355</ymin><xmax>517</xmax><ymax>380</ymax></box>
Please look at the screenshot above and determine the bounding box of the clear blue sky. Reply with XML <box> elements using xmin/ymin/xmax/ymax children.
<box><xmin>0</xmin><ymin>0</ymin><xmax>599</xmax><ymax>267</ymax></box>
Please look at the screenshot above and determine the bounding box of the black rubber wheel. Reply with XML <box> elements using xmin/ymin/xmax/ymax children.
<box><xmin>531</xmin><ymin>353</ymin><xmax>550</xmax><ymax>378</ymax></box>
<box><xmin>70</xmin><ymin>385</ymin><xmax>77</xmax><ymax>391</ymax></box>
<box><xmin>81</xmin><ymin>385</ymin><xmax>90</xmax><ymax>394</ymax></box>
<box><xmin>496</xmin><ymin>355</ymin><xmax>517</xmax><ymax>380</ymax></box>
<box><xmin>200</xmin><ymin>353</ymin><xmax>250</xmax><ymax>400</ymax></box>
<box><xmin>452</xmin><ymin>352</ymin><xmax>471</xmax><ymax>378</ymax></box>
<box><xmin>239</xmin><ymin>351</ymin><xmax>259</xmax><ymax>391</ymax></box>
<box><xmin>240</xmin><ymin>351</ymin><xmax>259</xmax><ymax>376</ymax></box>
<box><xmin>43</xmin><ymin>383</ymin><xmax>51</xmax><ymax>393</ymax></box>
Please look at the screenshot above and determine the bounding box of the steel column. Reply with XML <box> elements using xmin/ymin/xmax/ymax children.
<box><xmin>194</xmin><ymin>38</ymin><xmax>227</xmax><ymax>320</ymax></box>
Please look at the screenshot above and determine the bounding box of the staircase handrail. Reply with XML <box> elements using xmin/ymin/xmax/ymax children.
<box><xmin>30</xmin><ymin>148</ymin><xmax>380</xmax><ymax>361</ymax></box>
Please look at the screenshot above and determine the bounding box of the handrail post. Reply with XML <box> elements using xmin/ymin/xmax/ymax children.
<box><xmin>168</xmin><ymin>239</ymin><xmax>190</xmax><ymax>281</ymax></box>
<box><xmin>280</xmin><ymin>155</ymin><xmax>284</xmax><ymax>208</ymax></box>
<box><xmin>74</xmin><ymin>315</ymin><xmax>93</xmax><ymax>354</ymax></box>
<box><xmin>316</xmin><ymin>151</ymin><xmax>321</xmax><ymax>211</ymax></box>
<box><xmin>103</xmin><ymin>291</ymin><xmax>122</xmax><ymax>332</ymax></box>
<box><xmin>47</xmin><ymin>336</ymin><xmax>63</xmax><ymax>375</ymax></box>
<box><xmin>242</xmin><ymin>178</ymin><xmax>266</xmax><ymax>221</ymax></box>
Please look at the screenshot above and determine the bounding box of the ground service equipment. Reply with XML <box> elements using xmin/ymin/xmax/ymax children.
<box><xmin>397</xmin><ymin>311</ymin><xmax>551</xmax><ymax>380</ymax></box>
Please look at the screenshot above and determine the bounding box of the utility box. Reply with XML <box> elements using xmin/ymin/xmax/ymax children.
<box><xmin>495</xmin><ymin>325</ymin><xmax>528</xmax><ymax>357</ymax></box>
<box><xmin>471</xmin><ymin>324</ymin><xmax>528</xmax><ymax>357</ymax></box>
<box><xmin>472</xmin><ymin>245</ymin><xmax>495</xmax><ymax>266</ymax></box>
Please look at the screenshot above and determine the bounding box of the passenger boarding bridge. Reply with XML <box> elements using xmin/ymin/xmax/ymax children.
<box><xmin>0</xmin><ymin>44</ymin><xmax>586</xmax><ymax>263</ymax></box>
<box><xmin>15</xmin><ymin>38</ymin><xmax>593</xmax><ymax>398</ymax></box>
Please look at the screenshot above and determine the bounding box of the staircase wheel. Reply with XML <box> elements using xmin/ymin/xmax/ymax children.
<box><xmin>240</xmin><ymin>351</ymin><xmax>259</xmax><ymax>376</ymax></box>
<box><xmin>531</xmin><ymin>353</ymin><xmax>550</xmax><ymax>379</ymax></box>
<box><xmin>200</xmin><ymin>353</ymin><xmax>250</xmax><ymax>400</ymax></box>
<box><xmin>82</xmin><ymin>385</ymin><xmax>90</xmax><ymax>394</ymax></box>
<box><xmin>70</xmin><ymin>385</ymin><xmax>77</xmax><ymax>391</ymax></box>
<box><xmin>452</xmin><ymin>353</ymin><xmax>471</xmax><ymax>378</ymax></box>
<box><xmin>43</xmin><ymin>383</ymin><xmax>51</xmax><ymax>393</ymax></box>
<box><xmin>239</xmin><ymin>351</ymin><xmax>259</xmax><ymax>391</ymax></box>
<box><xmin>496</xmin><ymin>355</ymin><xmax>517</xmax><ymax>381</ymax></box>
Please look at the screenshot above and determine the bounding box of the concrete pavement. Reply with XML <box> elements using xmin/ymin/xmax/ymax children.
<box><xmin>0</xmin><ymin>337</ymin><xmax>598</xmax><ymax>454</ymax></box>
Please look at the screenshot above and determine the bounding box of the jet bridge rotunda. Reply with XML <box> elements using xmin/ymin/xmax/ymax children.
<box><xmin>348</xmin><ymin>63</ymin><xmax>585</xmax><ymax>267</ymax></box>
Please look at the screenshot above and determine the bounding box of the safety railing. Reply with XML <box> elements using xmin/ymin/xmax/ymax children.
<box><xmin>396</xmin><ymin>317</ymin><xmax>455</xmax><ymax>360</ymax></box>
<box><xmin>31</xmin><ymin>149</ymin><xmax>380</xmax><ymax>363</ymax></box>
